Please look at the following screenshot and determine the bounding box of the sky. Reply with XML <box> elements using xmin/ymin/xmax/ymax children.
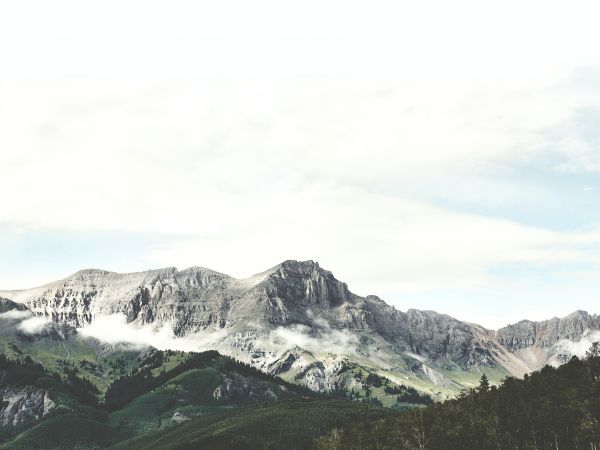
<box><xmin>1</xmin><ymin>0</ymin><xmax>600</xmax><ymax>328</ymax></box>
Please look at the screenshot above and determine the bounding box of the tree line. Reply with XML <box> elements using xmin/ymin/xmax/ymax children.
<box><xmin>317</xmin><ymin>343</ymin><xmax>600</xmax><ymax>450</ymax></box>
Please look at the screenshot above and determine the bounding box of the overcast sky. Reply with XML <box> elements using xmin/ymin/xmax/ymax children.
<box><xmin>1</xmin><ymin>0</ymin><xmax>600</xmax><ymax>328</ymax></box>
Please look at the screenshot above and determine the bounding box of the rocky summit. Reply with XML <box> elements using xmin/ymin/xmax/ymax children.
<box><xmin>1</xmin><ymin>260</ymin><xmax>599</xmax><ymax>399</ymax></box>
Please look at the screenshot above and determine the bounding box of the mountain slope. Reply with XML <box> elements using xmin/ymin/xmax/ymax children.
<box><xmin>497</xmin><ymin>310</ymin><xmax>600</xmax><ymax>369</ymax></box>
<box><xmin>1</xmin><ymin>344</ymin><xmax>354</xmax><ymax>450</ymax></box>
<box><xmin>2</xmin><ymin>260</ymin><xmax>598</xmax><ymax>400</ymax></box>
<box><xmin>110</xmin><ymin>400</ymin><xmax>389</xmax><ymax>450</ymax></box>
<box><xmin>2</xmin><ymin>305</ymin><xmax>373</xmax><ymax>449</ymax></box>
<box><xmin>316</xmin><ymin>348</ymin><xmax>600</xmax><ymax>450</ymax></box>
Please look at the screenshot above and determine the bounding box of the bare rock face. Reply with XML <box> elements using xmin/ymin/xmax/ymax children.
<box><xmin>1</xmin><ymin>267</ymin><xmax>235</xmax><ymax>332</ymax></box>
<box><xmin>0</xmin><ymin>387</ymin><xmax>55</xmax><ymax>426</ymax></box>
<box><xmin>261</xmin><ymin>260</ymin><xmax>355</xmax><ymax>309</ymax></box>
<box><xmin>212</xmin><ymin>373</ymin><xmax>278</xmax><ymax>403</ymax></box>
<box><xmin>497</xmin><ymin>311</ymin><xmax>600</xmax><ymax>352</ymax></box>
<box><xmin>0</xmin><ymin>297</ymin><xmax>28</xmax><ymax>314</ymax></box>
<box><xmin>3</xmin><ymin>259</ymin><xmax>599</xmax><ymax>396</ymax></box>
<box><xmin>171</xmin><ymin>411</ymin><xmax>190</xmax><ymax>424</ymax></box>
<box><xmin>0</xmin><ymin>261</ymin><xmax>495</xmax><ymax>366</ymax></box>
<box><xmin>0</xmin><ymin>261</ymin><xmax>364</xmax><ymax>333</ymax></box>
<box><xmin>495</xmin><ymin>311</ymin><xmax>600</xmax><ymax>369</ymax></box>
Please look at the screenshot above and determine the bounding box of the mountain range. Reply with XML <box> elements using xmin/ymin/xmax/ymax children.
<box><xmin>1</xmin><ymin>260</ymin><xmax>599</xmax><ymax>400</ymax></box>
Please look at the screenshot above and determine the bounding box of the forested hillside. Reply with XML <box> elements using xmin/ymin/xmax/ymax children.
<box><xmin>0</xmin><ymin>347</ymin><xmax>395</xmax><ymax>449</ymax></box>
<box><xmin>317</xmin><ymin>343</ymin><xmax>600</xmax><ymax>450</ymax></box>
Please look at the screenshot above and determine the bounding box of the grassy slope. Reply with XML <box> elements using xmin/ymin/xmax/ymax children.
<box><xmin>0</xmin><ymin>316</ymin><xmax>141</xmax><ymax>394</ymax></box>
<box><xmin>108</xmin><ymin>367</ymin><xmax>224</xmax><ymax>436</ymax></box>
<box><xmin>110</xmin><ymin>400</ymin><xmax>390</xmax><ymax>450</ymax></box>
<box><xmin>107</xmin><ymin>353</ymin><xmax>321</xmax><ymax>439</ymax></box>
<box><xmin>0</xmin><ymin>414</ymin><xmax>114</xmax><ymax>450</ymax></box>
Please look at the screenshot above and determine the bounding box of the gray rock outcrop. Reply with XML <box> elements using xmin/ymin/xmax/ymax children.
<box><xmin>0</xmin><ymin>261</ymin><xmax>503</xmax><ymax>365</ymax></box>
<box><xmin>0</xmin><ymin>387</ymin><xmax>55</xmax><ymax>426</ymax></box>
<box><xmin>497</xmin><ymin>310</ymin><xmax>600</xmax><ymax>352</ymax></box>
<box><xmin>0</xmin><ymin>297</ymin><xmax>28</xmax><ymax>314</ymax></box>
<box><xmin>2</xmin><ymin>260</ymin><xmax>599</xmax><ymax>396</ymax></box>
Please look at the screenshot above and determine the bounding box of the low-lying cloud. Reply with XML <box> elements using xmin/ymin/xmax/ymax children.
<box><xmin>0</xmin><ymin>310</ymin><xmax>32</xmax><ymax>320</ymax></box>
<box><xmin>0</xmin><ymin>309</ymin><xmax>54</xmax><ymax>335</ymax></box>
<box><xmin>18</xmin><ymin>316</ymin><xmax>53</xmax><ymax>334</ymax></box>
<box><xmin>77</xmin><ymin>313</ymin><xmax>360</xmax><ymax>363</ymax></box>
<box><xmin>267</xmin><ymin>326</ymin><xmax>359</xmax><ymax>357</ymax></box>
<box><xmin>77</xmin><ymin>314</ymin><xmax>230</xmax><ymax>353</ymax></box>
<box><xmin>553</xmin><ymin>330</ymin><xmax>600</xmax><ymax>360</ymax></box>
<box><xmin>264</xmin><ymin>313</ymin><xmax>359</xmax><ymax>357</ymax></box>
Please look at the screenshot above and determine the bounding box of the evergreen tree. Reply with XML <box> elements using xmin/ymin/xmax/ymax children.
<box><xmin>477</xmin><ymin>373</ymin><xmax>490</xmax><ymax>393</ymax></box>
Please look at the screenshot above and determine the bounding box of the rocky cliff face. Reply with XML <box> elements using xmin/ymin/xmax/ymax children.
<box><xmin>2</xmin><ymin>260</ymin><xmax>599</xmax><ymax>398</ymax></box>
<box><xmin>0</xmin><ymin>387</ymin><xmax>55</xmax><ymax>426</ymax></box>
<box><xmin>1</xmin><ymin>261</ymin><xmax>499</xmax><ymax>365</ymax></box>
<box><xmin>212</xmin><ymin>373</ymin><xmax>279</xmax><ymax>403</ymax></box>
<box><xmin>497</xmin><ymin>311</ymin><xmax>600</xmax><ymax>352</ymax></box>
<box><xmin>496</xmin><ymin>311</ymin><xmax>600</xmax><ymax>368</ymax></box>
<box><xmin>1</xmin><ymin>267</ymin><xmax>236</xmax><ymax>331</ymax></box>
<box><xmin>0</xmin><ymin>297</ymin><xmax>28</xmax><ymax>314</ymax></box>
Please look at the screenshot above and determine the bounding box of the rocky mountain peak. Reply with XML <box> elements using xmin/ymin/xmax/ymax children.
<box><xmin>258</xmin><ymin>259</ymin><xmax>354</xmax><ymax>309</ymax></box>
<box><xmin>72</xmin><ymin>268</ymin><xmax>114</xmax><ymax>277</ymax></box>
<box><xmin>279</xmin><ymin>259</ymin><xmax>322</xmax><ymax>271</ymax></box>
<box><xmin>259</xmin><ymin>260</ymin><xmax>327</xmax><ymax>281</ymax></box>
<box><xmin>565</xmin><ymin>310</ymin><xmax>594</xmax><ymax>320</ymax></box>
<box><xmin>2</xmin><ymin>261</ymin><xmax>600</xmax><ymax>390</ymax></box>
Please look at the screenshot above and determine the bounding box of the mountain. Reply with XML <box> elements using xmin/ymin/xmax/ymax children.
<box><xmin>496</xmin><ymin>310</ymin><xmax>600</xmax><ymax>368</ymax></box>
<box><xmin>316</xmin><ymin>348</ymin><xmax>600</xmax><ymax>450</ymax></box>
<box><xmin>1</xmin><ymin>304</ymin><xmax>382</xmax><ymax>449</ymax></box>
<box><xmin>1</xmin><ymin>260</ymin><xmax>598</xmax><ymax>400</ymax></box>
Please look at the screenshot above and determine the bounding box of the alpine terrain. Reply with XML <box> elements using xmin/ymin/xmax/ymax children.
<box><xmin>2</xmin><ymin>260</ymin><xmax>598</xmax><ymax>402</ymax></box>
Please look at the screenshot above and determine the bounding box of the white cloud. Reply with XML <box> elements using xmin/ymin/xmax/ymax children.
<box><xmin>76</xmin><ymin>313</ymin><xmax>360</xmax><ymax>360</ymax></box>
<box><xmin>0</xmin><ymin>310</ymin><xmax>32</xmax><ymax>320</ymax></box>
<box><xmin>1</xmin><ymin>80</ymin><xmax>599</xmax><ymax>294</ymax></box>
<box><xmin>145</xmin><ymin>186</ymin><xmax>600</xmax><ymax>295</ymax></box>
<box><xmin>0</xmin><ymin>309</ymin><xmax>55</xmax><ymax>334</ymax></box>
<box><xmin>0</xmin><ymin>79</ymin><xmax>573</xmax><ymax>235</ymax></box>
<box><xmin>551</xmin><ymin>331</ymin><xmax>600</xmax><ymax>362</ymax></box>
<box><xmin>0</xmin><ymin>1</ymin><xmax>598</xmax><ymax>81</ymax></box>
<box><xmin>264</xmin><ymin>315</ymin><xmax>359</xmax><ymax>357</ymax></box>
<box><xmin>17</xmin><ymin>316</ymin><xmax>52</xmax><ymax>334</ymax></box>
<box><xmin>77</xmin><ymin>314</ymin><xmax>229</xmax><ymax>352</ymax></box>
